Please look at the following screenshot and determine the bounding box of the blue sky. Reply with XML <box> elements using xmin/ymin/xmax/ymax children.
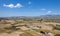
<box><xmin>0</xmin><ymin>0</ymin><xmax>60</xmax><ymax>17</ymax></box>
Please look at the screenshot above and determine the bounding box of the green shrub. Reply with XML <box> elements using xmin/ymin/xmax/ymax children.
<box><xmin>54</xmin><ymin>26</ymin><xmax>60</xmax><ymax>30</ymax></box>
<box><xmin>4</xmin><ymin>26</ymin><xmax>20</xmax><ymax>30</ymax></box>
<box><xmin>55</xmin><ymin>34</ymin><xmax>60</xmax><ymax>36</ymax></box>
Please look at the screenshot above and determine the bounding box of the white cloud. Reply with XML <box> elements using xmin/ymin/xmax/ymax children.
<box><xmin>15</xmin><ymin>3</ymin><xmax>23</xmax><ymax>8</ymax></box>
<box><xmin>3</xmin><ymin>3</ymin><xmax>23</xmax><ymax>8</ymax></box>
<box><xmin>42</xmin><ymin>10</ymin><xmax>52</xmax><ymax>15</ymax></box>
<box><xmin>46</xmin><ymin>11</ymin><xmax>52</xmax><ymax>14</ymax></box>
<box><xmin>41</xmin><ymin>8</ymin><xmax>46</xmax><ymax>10</ymax></box>
<box><xmin>28</xmin><ymin>1</ymin><xmax>31</xmax><ymax>5</ymax></box>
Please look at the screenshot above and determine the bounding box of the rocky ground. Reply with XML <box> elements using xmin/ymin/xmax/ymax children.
<box><xmin>0</xmin><ymin>19</ymin><xmax>60</xmax><ymax>36</ymax></box>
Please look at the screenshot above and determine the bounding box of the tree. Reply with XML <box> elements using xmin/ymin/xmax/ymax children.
<box><xmin>37</xmin><ymin>19</ymin><xmax>43</xmax><ymax>22</ymax></box>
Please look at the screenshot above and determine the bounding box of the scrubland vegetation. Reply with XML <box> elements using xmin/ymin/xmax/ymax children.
<box><xmin>0</xmin><ymin>17</ymin><xmax>60</xmax><ymax>36</ymax></box>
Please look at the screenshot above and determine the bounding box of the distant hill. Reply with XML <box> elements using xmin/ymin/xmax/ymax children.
<box><xmin>0</xmin><ymin>15</ymin><xmax>60</xmax><ymax>23</ymax></box>
<box><xmin>40</xmin><ymin>15</ymin><xmax>60</xmax><ymax>18</ymax></box>
<box><xmin>39</xmin><ymin>15</ymin><xmax>60</xmax><ymax>23</ymax></box>
<box><xmin>0</xmin><ymin>15</ymin><xmax>60</xmax><ymax>19</ymax></box>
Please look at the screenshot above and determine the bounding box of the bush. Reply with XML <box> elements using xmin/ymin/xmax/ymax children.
<box><xmin>4</xmin><ymin>26</ymin><xmax>20</xmax><ymax>30</ymax></box>
<box><xmin>54</xmin><ymin>26</ymin><xmax>60</xmax><ymax>30</ymax></box>
<box><xmin>55</xmin><ymin>34</ymin><xmax>60</xmax><ymax>36</ymax></box>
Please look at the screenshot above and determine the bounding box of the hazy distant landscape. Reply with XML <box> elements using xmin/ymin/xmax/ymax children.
<box><xmin>0</xmin><ymin>15</ymin><xmax>60</xmax><ymax>36</ymax></box>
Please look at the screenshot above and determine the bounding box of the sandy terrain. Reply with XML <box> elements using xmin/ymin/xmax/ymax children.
<box><xmin>0</xmin><ymin>31</ymin><xmax>24</xmax><ymax>36</ymax></box>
